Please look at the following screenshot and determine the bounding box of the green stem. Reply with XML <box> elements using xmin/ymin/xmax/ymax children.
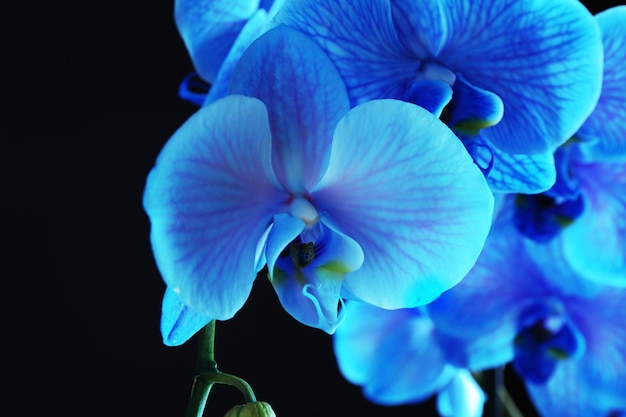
<box><xmin>185</xmin><ymin>321</ymin><xmax>217</xmax><ymax>417</ymax></box>
<box><xmin>184</xmin><ymin>321</ymin><xmax>257</xmax><ymax>417</ymax></box>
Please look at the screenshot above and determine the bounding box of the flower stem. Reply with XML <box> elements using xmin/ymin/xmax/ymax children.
<box><xmin>184</xmin><ymin>321</ymin><xmax>257</xmax><ymax>417</ymax></box>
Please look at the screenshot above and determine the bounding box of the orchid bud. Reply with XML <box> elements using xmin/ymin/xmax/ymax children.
<box><xmin>223</xmin><ymin>401</ymin><xmax>276</xmax><ymax>417</ymax></box>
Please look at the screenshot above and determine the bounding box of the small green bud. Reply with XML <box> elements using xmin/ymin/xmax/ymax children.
<box><xmin>223</xmin><ymin>401</ymin><xmax>276</xmax><ymax>417</ymax></box>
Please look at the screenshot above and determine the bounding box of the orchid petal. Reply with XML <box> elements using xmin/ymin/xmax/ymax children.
<box><xmin>468</xmin><ymin>136</ymin><xmax>557</xmax><ymax>194</ymax></box>
<box><xmin>312</xmin><ymin>99</ymin><xmax>493</xmax><ymax>308</ymax></box>
<box><xmin>269</xmin><ymin>217</ymin><xmax>362</xmax><ymax>333</ymax></box>
<box><xmin>577</xmin><ymin>6</ymin><xmax>626</xmax><ymax>161</ymax></box>
<box><xmin>203</xmin><ymin>10</ymin><xmax>270</xmax><ymax>105</ymax></box>
<box><xmin>445</xmin><ymin>74</ymin><xmax>503</xmax><ymax>140</ymax></box>
<box><xmin>143</xmin><ymin>95</ymin><xmax>286</xmax><ymax>320</ymax></box>
<box><xmin>160</xmin><ymin>288</ymin><xmax>213</xmax><ymax>346</ymax></box>
<box><xmin>426</xmin><ymin>216</ymin><xmax>543</xmax><ymax>360</ymax></box>
<box><xmin>275</xmin><ymin>0</ymin><xmax>420</xmax><ymax>106</ymax></box>
<box><xmin>392</xmin><ymin>0</ymin><xmax>603</xmax><ymax>154</ymax></box>
<box><xmin>404</xmin><ymin>80</ymin><xmax>453</xmax><ymax>117</ymax></box>
<box><xmin>560</xmin><ymin>160</ymin><xmax>626</xmax><ymax>286</ymax></box>
<box><xmin>527</xmin><ymin>288</ymin><xmax>626</xmax><ymax>416</ymax></box>
<box><xmin>175</xmin><ymin>0</ymin><xmax>260</xmax><ymax>82</ymax></box>
<box><xmin>229</xmin><ymin>25</ymin><xmax>350</xmax><ymax>193</ymax></box>
<box><xmin>437</xmin><ymin>370</ymin><xmax>486</xmax><ymax>417</ymax></box>
<box><xmin>334</xmin><ymin>302</ymin><xmax>455</xmax><ymax>405</ymax></box>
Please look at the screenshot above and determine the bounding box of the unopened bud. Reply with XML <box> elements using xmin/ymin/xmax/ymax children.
<box><xmin>223</xmin><ymin>401</ymin><xmax>276</xmax><ymax>417</ymax></box>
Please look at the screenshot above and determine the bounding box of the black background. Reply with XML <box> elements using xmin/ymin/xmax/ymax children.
<box><xmin>3</xmin><ymin>1</ymin><xmax>620</xmax><ymax>416</ymax></box>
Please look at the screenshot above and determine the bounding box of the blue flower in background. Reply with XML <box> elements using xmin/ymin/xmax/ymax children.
<box><xmin>175</xmin><ymin>0</ymin><xmax>285</xmax><ymax>105</ymax></box>
<box><xmin>426</xmin><ymin>204</ymin><xmax>626</xmax><ymax>416</ymax></box>
<box><xmin>144</xmin><ymin>26</ymin><xmax>494</xmax><ymax>345</ymax></box>
<box><xmin>333</xmin><ymin>301</ymin><xmax>486</xmax><ymax>417</ymax></box>
<box><xmin>514</xmin><ymin>6</ymin><xmax>626</xmax><ymax>285</ymax></box>
<box><xmin>274</xmin><ymin>0</ymin><xmax>604</xmax><ymax>193</ymax></box>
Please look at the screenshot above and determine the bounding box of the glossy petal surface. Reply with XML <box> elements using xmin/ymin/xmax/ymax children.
<box><xmin>313</xmin><ymin>99</ymin><xmax>494</xmax><ymax>308</ymax></box>
<box><xmin>392</xmin><ymin>0</ymin><xmax>603</xmax><ymax>154</ymax></box>
<box><xmin>143</xmin><ymin>96</ymin><xmax>286</xmax><ymax>319</ymax></box>
<box><xmin>229</xmin><ymin>25</ymin><xmax>350</xmax><ymax>193</ymax></box>
<box><xmin>577</xmin><ymin>6</ymin><xmax>626</xmax><ymax>161</ymax></box>
<box><xmin>175</xmin><ymin>0</ymin><xmax>259</xmax><ymax>82</ymax></box>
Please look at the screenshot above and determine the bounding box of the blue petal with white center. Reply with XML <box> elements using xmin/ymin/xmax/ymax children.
<box><xmin>312</xmin><ymin>99</ymin><xmax>494</xmax><ymax>308</ymax></box>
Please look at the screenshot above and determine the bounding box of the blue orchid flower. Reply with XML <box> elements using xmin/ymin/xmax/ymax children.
<box><xmin>333</xmin><ymin>301</ymin><xmax>485</xmax><ymax>417</ymax></box>
<box><xmin>143</xmin><ymin>26</ymin><xmax>494</xmax><ymax>345</ymax></box>
<box><xmin>426</xmin><ymin>203</ymin><xmax>626</xmax><ymax>416</ymax></box>
<box><xmin>175</xmin><ymin>0</ymin><xmax>286</xmax><ymax>105</ymax></box>
<box><xmin>274</xmin><ymin>0</ymin><xmax>604</xmax><ymax>194</ymax></box>
<box><xmin>513</xmin><ymin>6</ymin><xmax>626</xmax><ymax>285</ymax></box>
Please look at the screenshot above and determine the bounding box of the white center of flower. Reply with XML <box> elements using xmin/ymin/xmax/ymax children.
<box><xmin>418</xmin><ymin>61</ymin><xmax>456</xmax><ymax>86</ymax></box>
<box><xmin>288</xmin><ymin>196</ymin><xmax>319</xmax><ymax>227</ymax></box>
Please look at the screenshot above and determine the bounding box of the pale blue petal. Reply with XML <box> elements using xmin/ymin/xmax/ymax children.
<box><xmin>560</xmin><ymin>160</ymin><xmax>626</xmax><ymax>286</ymax></box>
<box><xmin>160</xmin><ymin>288</ymin><xmax>213</xmax><ymax>346</ymax></box>
<box><xmin>392</xmin><ymin>0</ymin><xmax>604</xmax><ymax>154</ymax></box>
<box><xmin>143</xmin><ymin>96</ymin><xmax>286</xmax><ymax>319</ymax></box>
<box><xmin>312</xmin><ymin>99</ymin><xmax>494</xmax><ymax>309</ymax></box>
<box><xmin>268</xmin><ymin>217</ymin><xmax>363</xmax><ymax>333</ymax></box>
<box><xmin>467</xmin><ymin>136</ymin><xmax>557</xmax><ymax>194</ymax></box>
<box><xmin>175</xmin><ymin>0</ymin><xmax>259</xmax><ymax>82</ymax></box>
<box><xmin>275</xmin><ymin>0</ymin><xmax>420</xmax><ymax>106</ymax></box>
<box><xmin>334</xmin><ymin>302</ymin><xmax>455</xmax><ymax>405</ymax></box>
<box><xmin>577</xmin><ymin>6</ymin><xmax>626</xmax><ymax>161</ymax></box>
<box><xmin>333</xmin><ymin>302</ymin><xmax>410</xmax><ymax>385</ymax></box>
<box><xmin>437</xmin><ymin>370</ymin><xmax>486</xmax><ymax>417</ymax></box>
<box><xmin>203</xmin><ymin>10</ymin><xmax>270</xmax><ymax>105</ymax></box>
<box><xmin>229</xmin><ymin>25</ymin><xmax>350</xmax><ymax>193</ymax></box>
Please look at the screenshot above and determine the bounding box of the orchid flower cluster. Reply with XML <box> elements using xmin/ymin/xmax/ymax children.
<box><xmin>143</xmin><ymin>1</ymin><xmax>626</xmax><ymax>416</ymax></box>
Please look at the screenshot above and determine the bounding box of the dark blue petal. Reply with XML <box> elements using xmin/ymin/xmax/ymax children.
<box><xmin>175</xmin><ymin>0</ymin><xmax>258</xmax><ymax>82</ymax></box>
<box><xmin>229</xmin><ymin>25</ymin><xmax>350</xmax><ymax>193</ymax></box>
<box><xmin>444</xmin><ymin>74</ymin><xmax>503</xmax><ymax>140</ymax></box>
<box><xmin>275</xmin><ymin>0</ymin><xmax>420</xmax><ymax>106</ymax></box>
<box><xmin>392</xmin><ymin>0</ymin><xmax>604</xmax><ymax>154</ymax></box>
<box><xmin>576</xmin><ymin>6</ymin><xmax>626</xmax><ymax>161</ymax></box>
<box><xmin>465</xmin><ymin>135</ymin><xmax>557</xmax><ymax>194</ymax></box>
